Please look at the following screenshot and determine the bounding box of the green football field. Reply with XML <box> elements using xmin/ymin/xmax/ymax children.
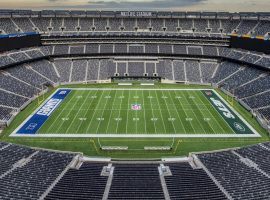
<box><xmin>3</xmin><ymin>84</ymin><xmax>268</xmax><ymax>158</ymax></box>
<box><xmin>13</xmin><ymin>87</ymin><xmax>259</xmax><ymax>138</ymax></box>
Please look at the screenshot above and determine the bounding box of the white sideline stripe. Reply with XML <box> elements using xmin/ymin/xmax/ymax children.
<box><xmin>60</xmin><ymin>88</ymin><xmax>213</xmax><ymax>91</ymax></box>
<box><xmin>10</xmin><ymin>134</ymin><xmax>260</xmax><ymax>138</ymax></box>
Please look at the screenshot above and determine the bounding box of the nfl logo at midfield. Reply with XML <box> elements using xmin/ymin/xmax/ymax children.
<box><xmin>131</xmin><ymin>104</ymin><xmax>142</xmax><ymax>110</ymax></box>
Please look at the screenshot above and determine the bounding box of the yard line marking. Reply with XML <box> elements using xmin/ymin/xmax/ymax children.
<box><xmin>53</xmin><ymin>91</ymin><xmax>85</xmax><ymax>133</ymax></box>
<box><xmin>167</xmin><ymin>90</ymin><xmax>187</xmax><ymax>133</ymax></box>
<box><xmin>190</xmin><ymin>90</ymin><xmax>216</xmax><ymax>134</ymax></box>
<box><xmin>142</xmin><ymin>90</ymin><xmax>147</xmax><ymax>133</ymax></box>
<box><xmin>172</xmin><ymin>90</ymin><xmax>195</xmax><ymax>133</ymax></box>
<box><xmin>65</xmin><ymin>90</ymin><xmax>93</xmax><ymax>133</ymax></box>
<box><xmin>95</xmin><ymin>90</ymin><xmax>113</xmax><ymax>134</ymax></box>
<box><xmin>13</xmin><ymin>87</ymin><xmax>260</xmax><ymax>138</ymax></box>
<box><xmin>85</xmin><ymin>90</ymin><xmax>105</xmax><ymax>133</ymax></box>
<box><xmin>74</xmin><ymin>90</ymin><xmax>99</xmax><ymax>133</ymax></box>
<box><xmin>153</xmin><ymin>90</ymin><xmax>167</xmax><ymax>134</ymax></box>
<box><xmin>115</xmin><ymin>90</ymin><xmax>124</xmax><ymax>133</ymax></box>
<box><xmin>148</xmin><ymin>90</ymin><xmax>157</xmax><ymax>134</ymax></box>
<box><xmin>181</xmin><ymin>90</ymin><xmax>207</xmax><ymax>134</ymax></box>
<box><xmin>125</xmin><ymin>90</ymin><xmax>130</xmax><ymax>134</ymax></box>
<box><xmin>160</xmin><ymin>90</ymin><xmax>177</xmax><ymax>134</ymax></box>
<box><xmin>135</xmin><ymin>89</ymin><xmax>138</xmax><ymax>133</ymax></box>
<box><xmin>45</xmin><ymin>91</ymin><xmax>78</xmax><ymax>133</ymax></box>
<box><xmin>105</xmin><ymin>90</ymin><xmax>118</xmax><ymax>134</ymax></box>
<box><xmin>181</xmin><ymin>90</ymin><xmax>206</xmax><ymax>133</ymax></box>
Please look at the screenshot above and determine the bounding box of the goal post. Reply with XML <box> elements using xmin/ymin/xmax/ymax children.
<box><xmin>37</xmin><ymin>84</ymin><xmax>45</xmax><ymax>105</ymax></box>
<box><xmin>36</xmin><ymin>82</ymin><xmax>54</xmax><ymax>106</ymax></box>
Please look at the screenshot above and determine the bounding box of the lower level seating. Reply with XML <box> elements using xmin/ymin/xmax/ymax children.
<box><xmin>0</xmin><ymin>143</ymin><xmax>76</xmax><ymax>200</ymax></box>
<box><xmin>165</xmin><ymin>162</ymin><xmax>227</xmax><ymax>200</ymax></box>
<box><xmin>45</xmin><ymin>163</ymin><xmax>108</xmax><ymax>200</ymax></box>
<box><xmin>1</xmin><ymin>142</ymin><xmax>270</xmax><ymax>199</ymax></box>
<box><xmin>197</xmin><ymin>145</ymin><xmax>270</xmax><ymax>200</ymax></box>
<box><xmin>108</xmin><ymin>164</ymin><xmax>165</xmax><ymax>200</ymax></box>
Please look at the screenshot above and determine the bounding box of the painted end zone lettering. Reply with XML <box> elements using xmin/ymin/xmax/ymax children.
<box><xmin>16</xmin><ymin>89</ymin><xmax>71</xmax><ymax>134</ymax></box>
<box><xmin>203</xmin><ymin>90</ymin><xmax>254</xmax><ymax>134</ymax></box>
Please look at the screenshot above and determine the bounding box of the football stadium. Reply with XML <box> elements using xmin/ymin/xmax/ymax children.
<box><xmin>0</xmin><ymin>4</ymin><xmax>270</xmax><ymax>199</ymax></box>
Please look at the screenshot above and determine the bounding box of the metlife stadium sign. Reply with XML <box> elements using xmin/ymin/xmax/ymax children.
<box><xmin>120</xmin><ymin>11</ymin><xmax>152</xmax><ymax>17</ymax></box>
<box><xmin>0</xmin><ymin>32</ymin><xmax>41</xmax><ymax>52</ymax></box>
<box><xmin>0</xmin><ymin>32</ymin><xmax>38</xmax><ymax>39</ymax></box>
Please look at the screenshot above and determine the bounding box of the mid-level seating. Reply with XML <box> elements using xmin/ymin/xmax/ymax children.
<box><xmin>87</xmin><ymin>59</ymin><xmax>99</xmax><ymax>81</ymax></box>
<box><xmin>0</xmin><ymin>89</ymin><xmax>28</xmax><ymax>108</ymax></box>
<box><xmin>185</xmin><ymin>60</ymin><xmax>201</xmax><ymax>83</ymax></box>
<box><xmin>200</xmin><ymin>62</ymin><xmax>217</xmax><ymax>83</ymax></box>
<box><xmin>220</xmin><ymin>67</ymin><xmax>264</xmax><ymax>91</ymax></box>
<box><xmin>234</xmin><ymin>75</ymin><xmax>270</xmax><ymax>99</ymax></box>
<box><xmin>0</xmin><ymin>55</ymin><xmax>14</xmax><ymax>67</ymax></box>
<box><xmin>30</xmin><ymin>60</ymin><xmax>59</xmax><ymax>83</ymax></box>
<box><xmin>71</xmin><ymin>60</ymin><xmax>87</xmax><ymax>82</ymax></box>
<box><xmin>7</xmin><ymin>64</ymin><xmax>52</xmax><ymax>89</ymax></box>
<box><xmin>0</xmin><ymin>72</ymin><xmax>37</xmax><ymax>98</ymax></box>
<box><xmin>212</xmin><ymin>62</ymin><xmax>241</xmax><ymax>84</ymax></box>
<box><xmin>54</xmin><ymin>59</ymin><xmax>72</xmax><ymax>83</ymax></box>
<box><xmin>173</xmin><ymin>60</ymin><xmax>185</xmax><ymax>81</ymax></box>
<box><xmin>0</xmin><ymin>56</ymin><xmax>269</xmax><ymax>123</ymax></box>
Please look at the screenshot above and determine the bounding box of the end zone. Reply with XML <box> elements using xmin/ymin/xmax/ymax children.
<box><xmin>11</xmin><ymin>89</ymin><xmax>71</xmax><ymax>136</ymax></box>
